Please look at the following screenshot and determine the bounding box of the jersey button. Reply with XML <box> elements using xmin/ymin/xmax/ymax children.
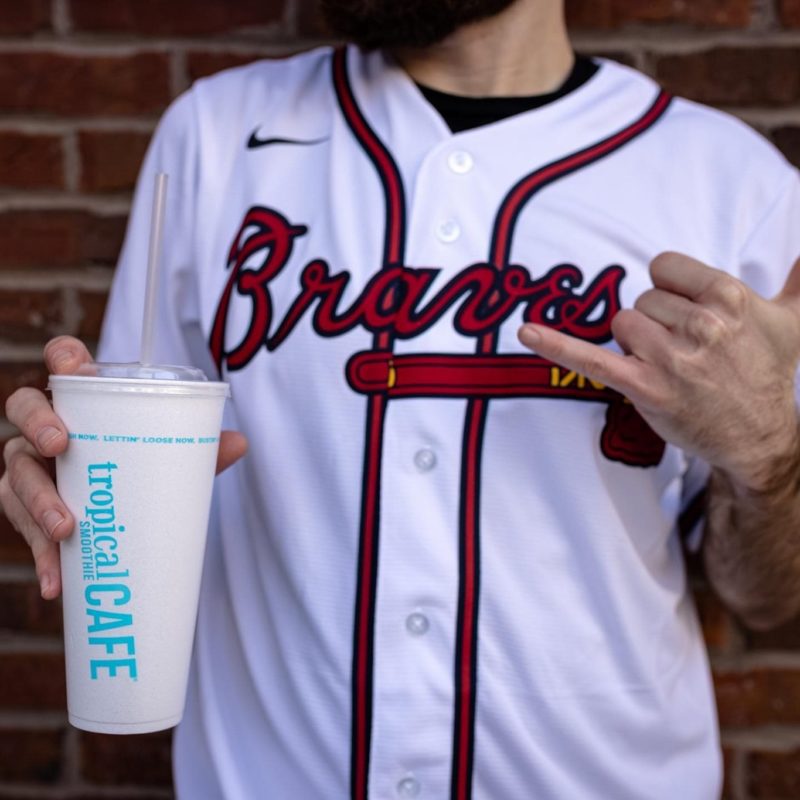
<box><xmin>405</xmin><ymin>612</ymin><xmax>430</xmax><ymax>636</ymax></box>
<box><xmin>436</xmin><ymin>219</ymin><xmax>461</xmax><ymax>243</ymax></box>
<box><xmin>414</xmin><ymin>448</ymin><xmax>437</xmax><ymax>472</ymax></box>
<box><xmin>397</xmin><ymin>776</ymin><xmax>421</xmax><ymax>797</ymax></box>
<box><xmin>448</xmin><ymin>150</ymin><xmax>474</xmax><ymax>174</ymax></box>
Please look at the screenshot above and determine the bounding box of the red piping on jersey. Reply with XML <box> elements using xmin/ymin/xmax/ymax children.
<box><xmin>333</xmin><ymin>48</ymin><xmax>405</xmax><ymax>270</ymax></box>
<box><xmin>333</xmin><ymin>46</ymin><xmax>407</xmax><ymax>800</ymax></box>
<box><xmin>335</xmin><ymin>43</ymin><xmax>671</xmax><ymax>799</ymax></box>
<box><xmin>490</xmin><ymin>89</ymin><xmax>673</xmax><ymax>269</ymax></box>
<box><xmin>451</xmin><ymin>88</ymin><xmax>673</xmax><ymax>800</ymax></box>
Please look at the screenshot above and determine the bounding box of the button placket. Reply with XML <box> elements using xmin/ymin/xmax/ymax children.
<box><xmin>447</xmin><ymin>150</ymin><xmax>474</xmax><ymax>174</ymax></box>
<box><xmin>405</xmin><ymin>611</ymin><xmax>430</xmax><ymax>636</ymax></box>
<box><xmin>397</xmin><ymin>776</ymin><xmax>421</xmax><ymax>797</ymax></box>
<box><xmin>435</xmin><ymin>219</ymin><xmax>461</xmax><ymax>243</ymax></box>
<box><xmin>413</xmin><ymin>448</ymin><xmax>437</xmax><ymax>472</ymax></box>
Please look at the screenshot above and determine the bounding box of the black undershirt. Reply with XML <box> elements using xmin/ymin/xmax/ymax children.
<box><xmin>417</xmin><ymin>55</ymin><xmax>599</xmax><ymax>133</ymax></box>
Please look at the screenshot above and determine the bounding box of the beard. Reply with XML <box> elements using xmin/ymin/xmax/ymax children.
<box><xmin>320</xmin><ymin>0</ymin><xmax>519</xmax><ymax>50</ymax></box>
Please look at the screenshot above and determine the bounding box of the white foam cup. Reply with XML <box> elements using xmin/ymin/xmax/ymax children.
<box><xmin>49</xmin><ymin>363</ymin><xmax>229</xmax><ymax>734</ymax></box>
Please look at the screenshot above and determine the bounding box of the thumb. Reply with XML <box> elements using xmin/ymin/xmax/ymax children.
<box><xmin>776</xmin><ymin>254</ymin><xmax>800</xmax><ymax>307</ymax></box>
<box><xmin>215</xmin><ymin>430</ymin><xmax>248</xmax><ymax>474</ymax></box>
<box><xmin>43</xmin><ymin>336</ymin><xmax>94</xmax><ymax>375</ymax></box>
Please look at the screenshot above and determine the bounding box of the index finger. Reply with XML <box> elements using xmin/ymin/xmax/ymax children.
<box><xmin>518</xmin><ymin>323</ymin><xmax>650</xmax><ymax>403</ymax></box>
<box><xmin>5</xmin><ymin>387</ymin><xmax>68</xmax><ymax>457</ymax></box>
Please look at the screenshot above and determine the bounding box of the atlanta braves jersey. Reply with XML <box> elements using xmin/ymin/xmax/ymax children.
<box><xmin>97</xmin><ymin>45</ymin><xmax>800</xmax><ymax>799</ymax></box>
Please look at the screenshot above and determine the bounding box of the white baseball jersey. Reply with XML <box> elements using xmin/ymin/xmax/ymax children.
<box><xmin>98</xmin><ymin>45</ymin><xmax>800</xmax><ymax>799</ymax></box>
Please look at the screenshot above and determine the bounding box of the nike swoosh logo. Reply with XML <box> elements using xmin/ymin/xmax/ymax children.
<box><xmin>247</xmin><ymin>131</ymin><xmax>329</xmax><ymax>149</ymax></box>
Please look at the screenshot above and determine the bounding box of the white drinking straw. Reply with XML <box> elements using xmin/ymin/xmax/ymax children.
<box><xmin>140</xmin><ymin>172</ymin><xmax>169</xmax><ymax>366</ymax></box>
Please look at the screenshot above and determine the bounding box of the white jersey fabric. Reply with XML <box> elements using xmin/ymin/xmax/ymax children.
<box><xmin>98</xmin><ymin>45</ymin><xmax>800</xmax><ymax>800</ymax></box>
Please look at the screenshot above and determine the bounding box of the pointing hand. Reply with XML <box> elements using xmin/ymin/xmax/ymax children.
<box><xmin>518</xmin><ymin>252</ymin><xmax>800</xmax><ymax>490</ymax></box>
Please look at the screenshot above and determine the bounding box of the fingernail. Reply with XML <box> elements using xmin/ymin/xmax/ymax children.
<box><xmin>519</xmin><ymin>324</ymin><xmax>541</xmax><ymax>346</ymax></box>
<box><xmin>40</xmin><ymin>573</ymin><xmax>51</xmax><ymax>598</ymax></box>
<box><xmin>43</xmin><ymin>510</ymin><xmax>65</xmax><ymax>538</ymax></box>
<box><xmin>36</xmin><ymin>426</ymin><xmax>62</xmax><ymax>450</ymax></box>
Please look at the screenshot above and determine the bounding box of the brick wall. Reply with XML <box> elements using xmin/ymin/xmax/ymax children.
<box><xmin>0</xmin><ymin>1</ymin><xmax>798</xmax><ymax>797</ymax></box>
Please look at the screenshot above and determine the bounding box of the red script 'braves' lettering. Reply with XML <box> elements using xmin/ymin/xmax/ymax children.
<box><xmin>210</xmin><ymin>206</ymin><xmax>625</xmax><ymax>372</ymax></box>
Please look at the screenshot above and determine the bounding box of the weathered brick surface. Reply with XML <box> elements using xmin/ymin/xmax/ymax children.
<box><xmin>694</xmin><ymin>584</ymin><xmax>741</xmax><ymax>655</ymax></box>
<box><xmin>186</xmin><ymin>51</ymin><xmax>266</xmax><ymax>83</ymax></box>
<box><xmin>565</xmin><ymin>0</ymin><xmax>752</xmax><ymax>29</ymax></box>
<box><xmin>655</xmin><ymin>48</ymin><xmax>800</xmax><ymax>107</ymax></box>
<box><xmin>0</xmin><ymin>582</ymin><xmax>62</xmax><ymax>636</ymax></box>
<box><xmin>714</xmin><ymin>668</ymin><xmax>800</xmax><ymax>727</ymax></box>
<box><xmin>78</xmin><ymin>130</ymin><xmax>151</xmax><ymax>194</ymax></box>
<box><xmin>773</xmin><ymin>126</ymin><xmax>800</xmax><ymax>169</ymax></box>
<box><xmin>748</xmin><ymin>748</ymin><xmax>800</xmax><ymax>798</ymax></box>
<box><xmin>0</xmin><ymin>52</ymin><xmax>171</xmax><ymax>117</ymax></box>
<box><xmin>71</xmin><ymin>0</ymin><xmax>286</xmax><ymax>36</ymax></box>
<box><xmin>0</xmin><ymin>513</ymin><xmax>31</xmax><ymax>565</ymax></box>
<box><xmin>0</xmin><ymin>289</ymin><xmax>63</xmax><ymax>343</ymax></box>
<box><xmin>779</xmin><ymin>0</ymin><xmax>800</xmax><ymax>28</ymax></box>
<box><xmin>0</xmin><ymin>653</ymin><xmax>66</xmax><ymax>711</ymax></box>
<box><xmin>0</xmin><ymin>727</ymin><xmax>64</xmax><ymax>783</ymax></box>
<box><xmin>76</xmin><ymin>290</ymin><xmax>110</xmax><ymax>341</ymax></box>
<box><xmin>0</xmin><ymin>362</ymin><xmax>48</xmax><ymax>407</ymax></box>
<box><xmin>0</xmin><ymin>133</ymin><xmax>63</xmax><ymax>191</ymax></box>
<box><xmin>79</xmin><ymin>730</ymin><xmax>172</xmax><ymax>786</ymax></box>
<box><xmin>746</xmin><ymin>613</ymin><xmax>800</xmax><ymax>651</ymax></box>
<box><xmin>0</xmin><ymin>211</ymin><xmax>125</xmax><ymax>270</ymax></box>
<box><xmin>0</xmin><ymin>0</ymin><xmax>51</xmax><ymax>35</ymax></box>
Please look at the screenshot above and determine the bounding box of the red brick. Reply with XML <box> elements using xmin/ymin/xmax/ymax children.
<box><xmin>0</xmin><ymin>512</ymin><xmax>32</xmax><ymax>565</ymax></box>
<box><xmin>0</xmin><ymin>0</ymin><xmax>50</xmax><ymax>34</ymax></box>
<box><xmin>0</xmin><ymin>653</ymin><xmax>66</xmax><ymax>710</ymax></box>
<box><xmin>79</xmin><ymin>729</ymin><xmax>172</xmax><ymax>786</ymax></box>
<box><xmin>77</xmin><ymin>290</ymin><xmax>110</xmax><ymax>341</ymax></box>
<box><xmin>721</xmin><ymin>745</ymin><xmax>738</xmax><ymax>800</ymax></box>
<box><xmin>186</xmin><ymin>51</ymin><xmax>264</xmax><ymax>83</ymax></box>
<box><xmin>0</xmin><ymin>211</ymin><xmax>125</xmax><ymax>270</ymax></box>
<box><xmin>746</xmin><ymin>611</ymin><xmax>800</xmax><ymax>650</ymax></box>
<box><xmin>297</xmin><ymin>0</ymin><xmax>329</xmax><ymax>37</ymax></box>
<box><xmin>0</xmin><ymin>726</ymin><xmax>64</xmax><ymax>782</ymax></box>
<box><xmin>779</xmin><ymin>0</ymin><xmax>800</xmax><ymax>27</ymax></box>
<box><xmin>772</xmin><ymin>127</ymin><xmax>800</xmax><ymax>169</ymax></box>
<box><xmin>591</xmin><ymin>51</ymin><xmax>636</xmax><ymax>69</ymax></box>
<box><xmin>748</xmin><ymin>748</ymin><xmax>800</xmax><ymax>797</ymax></box>
<box><xmin>0</xmin><ymin>289</ymin><xmax>63</xmax><ymax>343</ymax></box>
<box><xmin>0</xmin><ymin>362</ymin><xmax>49</xmax><ymax>409</ymax></box>
<box><xmin>714</xmin><ymin>668</ymin><xmax>800</xmax><ymax>727</ymax></box>
<box><xmin>694</xmin><ymin>585</ymin><xmax>741</xmax><ymax>655</ymax></box>
<box><xmin>0</xmin><ymin>581</ymin><xmax>63</xmax><ymax>635</ymax></box>
<box><xmin>67</xmin><ymin>795</ymin><xmax>173</xmax><ymax>800</ymax></box>
<box><xmin>566</xmin><ymin>0</ymin><xmax>751</xmax><ymax>29</ymax></box>
<box><xmin>71</xmin><ymin>0</ymin><xmax>285</xmax><ymax>36</ymax></box>
<box><xmin>0</xmin><ymin>52</ymin><xmax>170</xmax><ymax>117</ymax></box>
<box><xmin>654</xmin><ymin>48</ymin><xmax>800</xmax><ymax>106</ymax></box>
<box><xmin>78</xmin><ymin>130</ymin><xmax>151</xmax><ymax>194</ymax></box>
<box><xmin>0</xmin><ymin>133</ymin><xmax>63</xmax><ymax>190</ymax></box>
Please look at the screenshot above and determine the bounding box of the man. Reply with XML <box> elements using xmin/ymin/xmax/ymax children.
<box><xmin>3</xmin><ymin>0</ymin><xmax>800</xmax><ymax>797</ymax></box>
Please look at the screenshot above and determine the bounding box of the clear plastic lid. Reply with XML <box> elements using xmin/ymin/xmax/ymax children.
<box><xmin>72</xmin><ymin>362</ymin><xmax>209</xmax><ymax>381</ymax></box>
<box><xmin>48</xmin><ymin>362</ymin><xmax>229</xmax><ymax>397</ymax></box>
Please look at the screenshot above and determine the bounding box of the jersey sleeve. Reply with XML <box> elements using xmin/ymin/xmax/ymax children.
<box><xmin>680</xmin><ymin>165</ymin><xmax>800</xmax><ymax>550</ymax></box>
<box><xmin>737</xmin><ymin>169</ymin><xmax>800</xmax><ymax>298</ymax></box>
<box><xmin>96</xmin><ymin>88</ymin><xmax>215</xmax><ymax>376</ymax></box>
